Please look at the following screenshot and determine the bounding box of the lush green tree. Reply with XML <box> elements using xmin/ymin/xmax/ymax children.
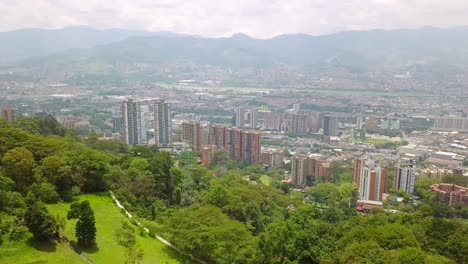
<box><xmin>445</xmin><ymin>233</ymin><xmax>468</xmax><ymax>264</ymax></box>
<box><xmin>24</xmin><ymin>201</ymin><xmax>59</xmax><ymax>241</ymax></box>
<box><xmin>2</xmin><ymin>147</ymin><xmax>35</xmax><ymax>193</ymax></box>
<box><xmin>178</xmin><ymin>151</ymin><xmax>199</xmax><ymax>168</ymax></box>
<box><xmin>149</xmin><ymin>151</ymin><xmax>175</xmax><ymax>204</ymax></box>
<box><xmin>398</xmin><ymin>247</ymin><xmax>426</xmax><ymax>264</ymax></box>
<box><xmin>36</xmin><ymin>155</ymin><xmax>74</xmax><ymax>201</ymax></box>
<box><xmin>67</xmin><ymin>149</ymin><xmax>111</xmax><ymax>192</ymax></box>
<box><xmin>29</xmin><ymin>182</ymin><xmax>60</xmax><ymax>203</ymax></box>
<box><xmin>67</xmin><ymin>200</ymin><xmax>97</xmax><ymax>247</ymax></box>
<box><xmin>162</xmin><ymin>206</ymin><xmax>258</xmax><ymax>264</ymax></box>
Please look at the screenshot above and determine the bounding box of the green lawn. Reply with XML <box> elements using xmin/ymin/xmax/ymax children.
<box><xmin>47</xmin><ymin>192</ymin><xmax>189</xmax><ymax>264</ymax></box>
<box><xmin>0</xmin><ymin>233</ymin><xmax>85</xmax><ymax>264</ymax></box>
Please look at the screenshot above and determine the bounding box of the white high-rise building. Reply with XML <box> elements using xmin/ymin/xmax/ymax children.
<box><xmin>122</xmin><ymin>99</ymin><xmax>142</xmax><ymax>145</ymax></box>
<box><xmin>153</xmin><ymin>99</ymin><xmax>172</xmax><ymax>147</ymax></box>
<box><xmin>393</xmin><ymin>162</ymin><xmax>416</xmax><ymax>195</ymax></box>
<box><xmin>235</xmin><ymin>107</ymin><xmax>245</xmax><ymax>127</ymax></box>
<box><xmin>359</xmin><ymin>159</ymin><xmax>387</xmax><ymax>201</ymax></box>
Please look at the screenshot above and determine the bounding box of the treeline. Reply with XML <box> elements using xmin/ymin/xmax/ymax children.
<box><xmin>1</xmin><ymin>117</ymin><xmax>468</xmax><ymax>264</ymax></box>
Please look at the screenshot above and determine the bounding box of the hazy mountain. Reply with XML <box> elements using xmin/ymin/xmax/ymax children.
<box><xmin>0</xmin><ymin>26</ymin><xmax>178</xmax><ymax>65</ymax></box>
<box><xmin>6</xmin><ymin>26</ymin><xmax>468</xmax><ymax>87</ymax></box>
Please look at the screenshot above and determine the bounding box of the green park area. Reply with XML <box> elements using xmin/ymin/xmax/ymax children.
<box><xmin>46</xmin><ymin>193</ymin><xmax>186</xmax><ymax>264</ymax></box>
<box><xmin>0</xmin><ymin>192</ymin><xmax>187</xmax><ymax>264</ymax></box>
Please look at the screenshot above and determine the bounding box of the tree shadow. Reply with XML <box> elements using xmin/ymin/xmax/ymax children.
<box><xmin>70</xmin><ymin>240</ymin><xmax>100</xmax><ymax>254</ymax></box>
<box><xmin>26</xmin><ymin>237</ymin><xmax>57</xmax><ymax>252</ymax></box>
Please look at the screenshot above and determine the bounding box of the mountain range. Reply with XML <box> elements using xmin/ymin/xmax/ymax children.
<box><xmin>2</xmin><ymin>26</ymin><xmax>468</xmax><ymax>87</ymax></box>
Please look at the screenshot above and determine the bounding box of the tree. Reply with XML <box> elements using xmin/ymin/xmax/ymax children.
<box><xmin>398</xmin><ymin>247</ymin><xmax>426</xmax><ymax>264</ymax></box>
<box><xmin>67</xmin><ymin>200</ymin><xmax>97</xmax><ymax>247</ymax></box>
<box><xmin>24</xmin><ymin>201</ymin><xmax>59</xmax><ymax>241</ymax></box>
<box><xmin>149</xmin><ymin>151</ymin><xmax>175</xmax><ymax>205</ymax></box>
<box><xmin>29</xmin><ymin>182</ymin><xmax>60</xmax><ymax>203</ymax></box>
<box><xmin>2</xmin><ymin>147</ymin><xmax>35</xmax><ymax>193</ymax></box>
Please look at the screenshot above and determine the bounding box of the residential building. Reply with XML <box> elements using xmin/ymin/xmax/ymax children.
<box><xmin>241</xmin><ymin>131</ymin><xmax>261</xmax><ymax>164</ymax></box>
<box><xmin>358</xmin><ymin>159</ymin><xmax>387</xmax><ymax>201</ymax></box>
<box><xmin>122</xmin><ymin>99</ymin><xmax>142</xmax><ymax>145</ymax></box>
<box><xmin>235</xmin><ymin>107</ymin><xmax>245</xmax><ymax>127</ymax></box>
<box><xmin>262</xmin><ymin>149</ymin><xmax>284</xmax><ymax>168</ymax></box>
<box><xmin>1</xmin><ymin>105</ymin><xmax>15</xmax><ymax>121</ymax></box>
<box><xmin>352</xmin><ymin>159</ymin><xmax>365</xmax><ymax>184</ymax></box>
<box><xmin>201</xmin><ymin>145</ymin><xmax>217</xmax><ymax>166</ymax></box>
<box><xmin>112</xmin><ymin>116</ymin><xmax>123</xmax><ymax>134</ymax></box>
<box><xmin>182</xmin><ymin>121</ymin><xmax>204</xmax><ymax>152</ymax></box>
<box><xmin>208</xmin><ymin>125</ymin><xmax>261</xmax><ymax>165</ymax></box>
<box><xmin>433</xmin><ymin>116</ymin><xmax>468</xmax><ymax>132</ymax></box>
<box><xmin>263</xmin><ymin>112</ymin><xmax>283</xmax><ymax>131</ymax></box>
<box><xmin>393</xmin><ymin>161</ymin><xmax>416</xmax><ymax>195</ymax></box>
<box><xmin>323</xmin><ymin>114</ymin><xmax>337</xmax><ymax>137</ymax></box>
<box><xmin>291</xmin><ymin>154</ymin><xmax>332</xmax><ymax>187</ymax></box>
<box><xmin>153</xmin><ymin>99</ymin><xmax>172</xmax><ymax>147</ymax></box>
<box><xmin>290</xmin><ymin>112</ymin><xmax>309</xmax><ymax>135</ymax></box>
<box><xmin>250</xmin><ymin>108</ymin><xmax>258</xmax><ymax>129</ymax></box>
<box><xmin>431</xmin><ymin>183</ymin><xmax>468</xmax><ymax>206</ymax></box>
<box><xmin>292</xmin><ymin>155</ymin><xmax>309</xmax><ymax>187</ymax></box>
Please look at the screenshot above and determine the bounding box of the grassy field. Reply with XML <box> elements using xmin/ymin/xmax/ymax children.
<box><xmin>0</xmin><ymin>233</ymin><xmax>85</xmax><ymax>264</ymax></box>
<box><xmin>47</xmin><ymin>192</ymin><xmax>188</xmax><ymax>264</ymax></box>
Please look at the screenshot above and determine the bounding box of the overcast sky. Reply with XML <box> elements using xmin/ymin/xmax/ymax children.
<box><xmin>1</xmin><ymin>0</ymin><xmax>468</xmax><ymax>38</ymax></box>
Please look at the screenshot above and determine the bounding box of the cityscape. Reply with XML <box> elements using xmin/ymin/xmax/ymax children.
<box><xmin>1</xmin><ymin>2</ymin><xmax>468</xmax><ymax>263</ymax></box>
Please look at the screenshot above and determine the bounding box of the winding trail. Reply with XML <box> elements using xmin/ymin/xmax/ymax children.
<box><xmin>109</xmin><ymin>191</ymin><xmax>206</xmax><ymax>264</ymax></box>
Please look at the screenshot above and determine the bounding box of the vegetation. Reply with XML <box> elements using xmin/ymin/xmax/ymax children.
<box><xmin>67</xmin><ymin>201</ymin><xmax>97</xmax><ymax>247</ymax></box>
<box><xmin>0</xmin><ymin>117</ymin><xmax>467</xmax><ymax>264</ymax></box>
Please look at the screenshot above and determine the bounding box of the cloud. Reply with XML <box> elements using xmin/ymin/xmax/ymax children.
<box><xmin>0</xmin><ymin>0</ymin><xmax>468</xmax><ymax>38</ymax></box>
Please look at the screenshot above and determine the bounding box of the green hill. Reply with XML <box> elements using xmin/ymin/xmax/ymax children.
<box><xmin>46</xmin><ymin>192</ymin><xmax>188</xmax><ymax>264</ymax></box>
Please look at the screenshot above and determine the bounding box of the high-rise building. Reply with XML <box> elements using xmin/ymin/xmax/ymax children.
<box><xmin>112</xmin><ymin>116</ymin><xmax>123</xmax><ymax>133</ymax></box>
<box><xmin>293</xmin><ymin>103</ymin><xmax>301</xmax><ymax>113</ymax></box>
<box><xmin>263</xmin><ymin>113</ymin><xmax>283</xmax><ymax>131</ymax></box>
<box><xmin>352</xmin><ymin>159</ymin><xmax>365</xmax><ymax>185</ymax></box>
<box><xmin>292</xmin><ymin>155</ymin><xmax>309</xmax><ymax>187</ymax></box>
<box><xmin>122</xmin><ymin>99</ymin><xmax>142</xmax><ymax>145</ymax></box>
<box><xmin>207</xmin><ymin>125</ymin><xmax>261</xmax><ymax>165</ymax></box>
<box><xmin>241</xmin><ymin>131</ymin><xmax>261</xmax><ymax>164</ymax></box>
<box><xmin>262</xmin><ymin>149</ymin><xmax>284</xmax><ymax>168</ymax></box>
<box><xmin>208</xmin><ymin>125</ymin><xmax>229</xmax><ymax>148</ymax></box>
<box><xmin>366</xmin><ymin>116</ymin><xmax>380</xmax><ymax>131</ymax></box>
<box><xmin>394</xmin><ymin>162</ymin><xmax>416</xmax><ymax>195</ymax></box>
<box><xmin>315</xmin><ymin>160</ymin><xmax>332</xmax><ymax>182</ymax></box>
<box><xmin>153</xmin><ymin>99</ymin><xmax>172</xmax><ymax>147</ymax></box>
<box><xmin>249</xmin><ymin>108</ymin><xmax>258</xmax><ymax>129</ymax></box>
<box><xmin>291</xmin><ymin>155</ymin><xmax>332</xmax><ymax>187</ymax></box>
<box><xmin>290</xmin><ymin>112</ymin><xmax>309</xmax><ymax>135</ymax></box>
<box><xmin>229</xmin><ymin>128</ymin><xmax>243</xmax><ymax>161</ymax></box>
<box><xmin>358</xmin><ymin>160</ymin><xmax>387</xmax><ymax>201</ymax></box>
<box><xmin>182</xmin><ymin>121</ymin><xmax>204</xmax><ymax>152</ymax></box>
<box><xmin>433</xmin><ymin>116</ymin><xmax>468</xmax><ymax>132</ymax></box>
<box><xmin>323</xmin><ymin>114</ymin><xmax>337</xmax><ymax>137</ymax></box>
<box><xmin>235</xmin><ymin>107</ymin><xmax>245</xmax><ymax>127</ymax></box>
<box><xmin>201</xmin><ymin>145</ymin><xmax>217</xmax><ymax>166</ymax></box>
<box><xmin>1</xmin><ymin>105</ymin><xmax>16</xmax><ymax>121</ymax></box>
<box><xmin>356</xmin><ymin>116</ymin><xmax>364</xmax><ymax>130</ymax></box>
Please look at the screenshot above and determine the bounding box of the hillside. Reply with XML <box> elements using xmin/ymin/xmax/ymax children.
<box><xmin>5</xmin><ymin>26</ymin><xmax>468</xmax><ymax>88</ymax></box>
<box><xmin>0</xmin><ymin>26</ymin><xmax>178</xmax><ymax>65</ymax></box>
<box><xmin>47</xmin><ymin>193</ymin><xmax>188</xmax><ymax>264</ymax></box>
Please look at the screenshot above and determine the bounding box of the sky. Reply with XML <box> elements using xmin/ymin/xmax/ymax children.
<box><xmin>1</xmin><ymin>0</ymin><xmax>468</xmax><ymax>38</ymax></box>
